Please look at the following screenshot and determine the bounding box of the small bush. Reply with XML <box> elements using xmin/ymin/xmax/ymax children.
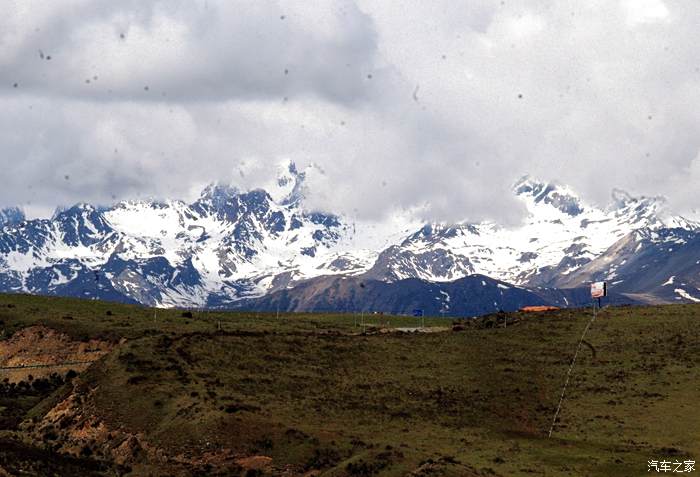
<box><xmin>254</xmin><ymin>436</ymin><xmax>274</xmax><ymax>451</ymax></box>
<box><xmin>80</xmin><ymin>445</ymin><xmax>93</xmax><ymax>457</ymax></box>
<box><xmin>127</xmin><ymin>375</ymin><xmax>148</xmax><ymax>385</ymax></box>
<box><xmin>306</xmin><ymin>447</ymin><xmax>342</xmax><ymax>470</ymax></box>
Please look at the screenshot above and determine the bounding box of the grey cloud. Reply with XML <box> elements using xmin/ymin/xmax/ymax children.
<box><xmin>1</xmin><ymin>0</ymin><xmax>380</xmax><ymax>104</ymax></box>
<box><xmin>1</xmin><ymin>0</ymin><xmax>700</xmax><ymax>224</ymax></box>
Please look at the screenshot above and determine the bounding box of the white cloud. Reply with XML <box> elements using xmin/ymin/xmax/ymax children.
<box><xmin>1</xmin><ymin>0</ymin><xmax>699</xmax><ymax>224</ymax></box>
<box><xmin>622</xmin><ymin>0</ymin><xmax>670</xmax><ymax>26</ymax></box>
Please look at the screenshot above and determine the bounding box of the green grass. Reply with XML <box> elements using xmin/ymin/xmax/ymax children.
<box><xmin>1</xmin><ymin>293</ymin><xmax>699</xmax><ymax>476</ymax></box>
<box><xmin>0</xmin><ymin>293</ymin><xmax>446</xmax><ymax>342</ymax></box>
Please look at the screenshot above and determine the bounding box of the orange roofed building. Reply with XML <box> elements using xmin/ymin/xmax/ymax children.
<box><xmin>519</xmin><ymin>305</ymin><xmax>560</xmax><ymax>312</ymax></box>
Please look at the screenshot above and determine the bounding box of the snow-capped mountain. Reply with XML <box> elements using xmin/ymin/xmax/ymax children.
<box><xmin>0</xmin><ymin>163</ymin><xmax>377</xmax><ymax>307</ymax></box>
<box><xmin>0</xmin><ymin>207</ymin><xmax>24</xmax><ymax>228</ymax></box>
<box><xmin>363</xmin><ymin>177</ymin><xmax>698</xmax><ymax>289</ymax></box>
<box><xmin>550</xmin><ymin>227</ymin><xmax>700</xmax><ymax>304</ymax></box>
<box><xmin>1</xmin><ymin>165</ymin><xmax>699</xmax><ymax>311</ymax></box>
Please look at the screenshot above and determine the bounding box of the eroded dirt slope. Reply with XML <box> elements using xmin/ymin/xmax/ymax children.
<box><xmin>0</xmin><ymin>325</ymin><xmax>113</xmax><ymax>383</ymax></box>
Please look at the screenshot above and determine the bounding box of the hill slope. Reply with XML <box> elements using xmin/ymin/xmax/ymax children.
<box><xmin>236</xmin><ymin>274</ymin><xmax>640</xmax><ymax>316</ymax></box>
<box><xmin>0</xmin><ymin>294</ymin><xmax>698</xmax><ymax>476</ymax></box>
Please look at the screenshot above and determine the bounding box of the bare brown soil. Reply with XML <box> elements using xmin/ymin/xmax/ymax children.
<box><xmin>0</xmin><ymin>325</ymin><xmax>113</xmax><ymax>383</ymax></box>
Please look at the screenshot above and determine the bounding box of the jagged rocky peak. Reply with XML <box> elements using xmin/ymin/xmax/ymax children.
<box><xmin>513</xmin><ymin>175</ymin><xmax>550</xmax><ymax>196</ymax></box>
<box><xmin>2</xmin><ymin>169</ymin><xmax>700</xmax><ymax>308</ymax></box>
<box><xmin>407</xmin><ymin>223</ymin><xmax>439</xmax><ymax>240</ymax></box>
<box><xmin>50</xmin><ymin>203</ymin><xmax>112</xmax><ymax>247</ymax></box>
<box><xmin>189</xmin><ymin>183</ymin><xmax>243</xmax><ymax>222</ymax></box>
<box><xmin>52</xmin><ymin>202</ymin><xmax>94</xmax><ymax>218</ymax></box>
<box><xmin>237</xmin><ymin>189</ymin><xmax>276</xmax><ymax>218</ymax></box>
<box><xmin>271</xmin><ymin>159</ymin><xmax>307</xmax><ymax>205</ymax></box>
<box><xmin>195</xmin><ymin>160</ymin><xmax>307</xmax><ymax>213</ymax></box>
<box><xmin>51</xmin><ymin>203</ymin><xmax>109</xmax><ymax>227</ymax></box>
<box><xmin>196</xmin><ymin>183</ymin><xmax>240</xmax><ymax>209</ymax></box>
<box><xmin>404</xmin><ymin>223</ymin><xmax>476</xmax><ymax>243</ymax></box>
<box><xmin>609</xmin><ymin>188</ymin><xmax>666</xmax><ymax>213</ymax></box>
<box><xmin>513</xmin><ymin>175</ymin><xmax>584</xmax><ymax>216</ymax></box>
<box><xmin>0</xmin><ymin>207</ymin><xmax>25</xmax><ymax>227</ymax></box>
<box><xmin>606</xmin><ymin>188</ymin><xmax>695</xmax><ymax>230</ymax></box>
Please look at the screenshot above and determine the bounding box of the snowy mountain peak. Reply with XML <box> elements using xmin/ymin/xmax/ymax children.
<box><xmin>606</xmin><ymin>189</ymin><xmax>698</xmax><ymax>230</ymax></box>
<box><xmin>49</xmin><ymin>204</ymin><xmax>112</xmax><ymax>248</ymax></box>
<box><xmin>268</xmin><ymin>160</ymin><xmax>306</xmax><ymax>205</ymax></box>
<box><xmin>198</xmin><ymin>183</ymin><xmax>240</xmax><ymax>207</ymax></box>
<box><xmin>51</xmin><ymin>202</ymin><xmax>94</xmax><ymax>218</ymax></box>
<box><xmin>1</xmin><ymin>174</ymin><xmax>699</xmax><ymax>308</ymax></box>
<box><xmin>513</xmin><ymin>175</ymin><xmax>547</xmax><ymax>194</ymax></box>
<box><xmin>0</xmin><ymin>207</ymin><xmax>25</xmax><ymax>227</ymax></box>
<box><xmin>514</xmin><ymin>176</ymin><xmax>583</xmax><ymax>217</ymax></box>
<box><xmin>192</xmin><ymin>184</ymin><xmax>252</xmax><ymax>222</ymax></box>
<box><xmin>363</xmin><ymin>177</ymin><xmax>699</xmax><ymax>289</ymax></box>
<box><xmin>190</xmin><ymin>161</ymin><xmax>307</xmax><ymax>213</ymax></box>
<box><xmin>610</xmin><ymin>188</ymin><xmax>665</xmax><ymax>211</ymax></box>
<box><xmin>404</xmin><ymin>223</ymin><xmax>477</xmax><ymax>243</ymax></box>
<box><xmin>610</xmin><ymin>188</ymin><xmax>634</xmax><ymax>208</ymax></box>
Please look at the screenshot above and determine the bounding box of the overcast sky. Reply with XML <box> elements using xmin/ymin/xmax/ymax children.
<box><xmin>2</xmin><ymin>0</ymin><xmax>699</xmax><ymax>223</ymax></box>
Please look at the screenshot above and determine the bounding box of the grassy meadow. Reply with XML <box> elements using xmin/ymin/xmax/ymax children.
<box><xmin>0</xmin><ymin>293</ymin><xmax>698</xmax><ymax>476</ymax></box>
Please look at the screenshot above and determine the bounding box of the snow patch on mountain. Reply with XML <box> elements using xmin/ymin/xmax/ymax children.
<box><xmin>368</xmin><ymin>176</ymin><xmax>699</xmax><ymax>287</ymax></box>
<box><xmin>1</xmin><ymin>169</ymin><xmax>699</xmax><ymax>307</ymax></box>
<box><xmin>674</xmin><ymin>288</ymin><xmax>700</xmax><ymax>302</ymax></box>
<box><xmin>0</xmin><ymin>207</ymin><xmax>25</xmax><ymax>228</ymax></box>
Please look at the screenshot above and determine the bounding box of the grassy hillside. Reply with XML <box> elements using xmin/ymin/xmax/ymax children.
<box><xmin>1</xmin><ymin>293</ymin><xmax>698</xmax><ymax>476</ymax></box>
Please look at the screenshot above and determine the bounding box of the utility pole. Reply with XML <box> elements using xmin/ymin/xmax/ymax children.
<box><xmin>594</xmin><ymin>298</ymin><xmax>597</xmax><ymax>320</ymax></box>
<box><xmin>548</xmin><ymin>295</ymin><xmax>600</xmax><ymax>438</ymax></box>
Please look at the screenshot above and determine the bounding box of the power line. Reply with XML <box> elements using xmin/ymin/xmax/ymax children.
<box><xmin>548</xmin><ymin>303</ymin><xmax>598</xmax><ymax>438</ymax></box>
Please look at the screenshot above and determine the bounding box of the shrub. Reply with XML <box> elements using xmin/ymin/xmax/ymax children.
<box><xmin>306</xmin><ymin>447</ymin><xmax>342</xmax><ymax>470</ymax></box>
